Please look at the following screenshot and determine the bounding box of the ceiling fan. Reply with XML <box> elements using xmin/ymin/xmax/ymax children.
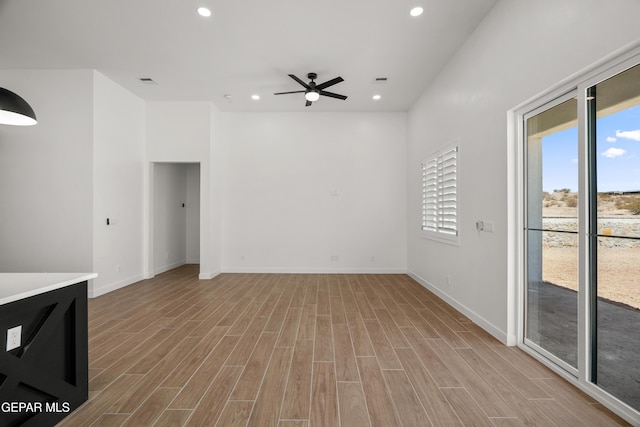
<box><xmin>274</xmin><ymin>73</ymin><xmax>347</xmax><ymax>106</ymax></box>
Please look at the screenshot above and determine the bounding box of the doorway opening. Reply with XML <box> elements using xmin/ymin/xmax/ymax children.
<box><xmin>149</xmin><ymin>162</ymin><xmax>201</xmax><ymax>276</ymax></box>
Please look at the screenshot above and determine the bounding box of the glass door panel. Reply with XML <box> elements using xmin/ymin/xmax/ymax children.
<box><xmin>525</xmin><ymin>97</ymin><xmax>578</xmax><ymax>369</ymax></box>
<box><xmin>591</xmin><ymin>63</ymin><xmax>640</xmax><ymax>411</ymax></box>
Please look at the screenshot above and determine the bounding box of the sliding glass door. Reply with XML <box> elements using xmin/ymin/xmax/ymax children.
<box><xmin>524</xmin><ymin>60</ymin><xmax>640</xmax><ymax>414</ymax></box>
<box><xmin>589</xmin><ymin>63</ymin><xmax>640</xmax><ymax>411</ymax></box>
<box><xmin>525</xmin><ymin>95</ymin><xmax>579</xmax><ymax>371</ymax></box>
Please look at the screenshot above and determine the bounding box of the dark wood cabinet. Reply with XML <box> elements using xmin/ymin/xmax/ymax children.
<box><xmin>0</xmin><ymin>276</ymin><xmax>92</xmax><ymax>427</ymax></box>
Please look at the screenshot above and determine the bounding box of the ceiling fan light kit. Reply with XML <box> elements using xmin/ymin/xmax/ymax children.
<box><xmin>274</xmin><ymin>72</ymin><xmax>347</xmax><ymax>107</ymax></box>
<box><xmin>304</xmin><ymin>91</ymin><xmax>320</xmax><ymax>102</ymax></box>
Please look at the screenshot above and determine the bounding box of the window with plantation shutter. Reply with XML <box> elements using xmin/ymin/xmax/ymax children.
<box><xmin>421</xmin><ymin>145</ymin><xmax>459</xmax><ymax>244</ymax></box>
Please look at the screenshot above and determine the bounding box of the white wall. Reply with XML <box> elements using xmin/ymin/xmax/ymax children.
<box><xmin>186</xmin><ymin>163</ymin><xmax>201</xmax><ymax>263</ymax></box>
<box><xmin>218</xmin><ymin>112</ymin><xmax>407</xmax><ymax>273</ymax></box>
<box><xmin>92</xmin><ymin>71</ymin><xmax>145</xmax><ymax>296</ymax></box>
<box><xmin>0</xmin><ymin>69</ymin><xmax>94</xmax><ymax>272</ymax></box>
<box><xmin>145</xmin><ymin>102</ymin><xmax>216</xmax><ymax>278</ymax></box>
<box><xmin>407</xmin><ymin>0</ymin><xmax>640</xmax><ymax>343</ymax></box>
<box><xmin>208</xmin><ymin>108</ymin><xmax>223</xmax><ymax>277</ymax></box>
<box><xmin>152</xmin><ymin>163</ymin><xmax>187</xmax><ymax>274</ymax></box>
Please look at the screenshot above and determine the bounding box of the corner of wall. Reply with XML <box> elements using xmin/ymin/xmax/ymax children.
<box><xmin>89</xmin><ymin>274</ymin><xmax>144</xmax><ymax>298</ymax></box>
<box><xmin>198</xmin><ymin>270</ymin><xmax>221</xmax><ymax>280</ymax></box>
<box><xmin>407</xmin><ymin>269</ymin><xmax>514</xmax><ymax>345</ymax></box>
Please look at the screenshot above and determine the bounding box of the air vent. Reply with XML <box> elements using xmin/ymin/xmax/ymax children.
<box><xmin>138</xmin><ymin>78</ymin><xmax>157</xmax><ymax>84</ymax></box>
<box><xmin>373</xmin><ymin>77</ymin><xmax>388</xmax><ymax>84</ymax></box>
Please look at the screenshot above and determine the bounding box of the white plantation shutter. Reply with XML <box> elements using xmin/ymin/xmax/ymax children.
<box><xmin>421</xmin><ymin>158</ymin><xmax>438</xmax><ymax>232</ymax></box>
<box><xmin>439</xmin><ymin>147</ymin><xmax>458</xmax><ymax>234</ymax></box>
<box><xmin>422</xmin><ymin>146</ymin><xmax>458</xmax><ymax>240</ymax></box>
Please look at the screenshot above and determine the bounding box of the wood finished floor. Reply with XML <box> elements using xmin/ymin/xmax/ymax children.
<box><xmin>57</xmin><ymin>265</ymin><xmax>629</xmax><ymax>426</ymax></box>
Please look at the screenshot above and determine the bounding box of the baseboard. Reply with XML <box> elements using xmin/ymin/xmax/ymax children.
<box><xmin>407</xmin><ymin>270</ymin><xmax>513</xmax><ymax>346</ymax></box>
<box><xmin>90</xmin><ymin>266</ymin><xmax>218</xmax><ymax>296</ymax></box>
<box><xmin>154</xmin><ymin>260</ymin><xmax>186</xmax><ymax>276</ymax></box>
<box><xmin>89</xmin><ymin>274</ymin><xmax>144</xmax><ymax>298</ymax></box>
<box><xmin>220</xmin><ymin>266</ymin><xmax>407</xmax><ymax>274</ymax></box>
<box><xmin>199</xmin><ymin>270</ymin><xmax>221</xmax><ymax>280</ymax></box>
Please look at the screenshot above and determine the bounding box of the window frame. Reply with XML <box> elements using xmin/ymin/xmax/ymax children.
<box><xmin>421</xmin><ymin>143</ymin><xmax>460</xmax><ymax>246</ymax></box>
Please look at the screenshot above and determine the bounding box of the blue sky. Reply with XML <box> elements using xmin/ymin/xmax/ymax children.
<box><xmin>542</xmin><ymin>104</ymin><xmax>640</xmax><ymax>192</ymax></box>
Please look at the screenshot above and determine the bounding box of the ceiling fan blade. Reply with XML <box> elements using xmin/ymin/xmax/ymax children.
<box><xmin>319</xmin><ymin>90</ymin><xmax>348</xmax><ymax>100</ymax></box>
<box><xmin>274</xmin><ymin>90</ymin><xmax>306</xmax><ymax>95</ymax></box>
<box><xmin>315</xmin><ymin>76</ymin><xmax>344</xmax><ymax>90</ymax></box>
<box><xmin>289</xmin><ymin>74</ymin><xmax>311</xmax><ymax>89</ymax></box>
<box><xmin>305</xmin><ymin>100</ymin><xmax>312</xmax><ymax>107</ymax></box>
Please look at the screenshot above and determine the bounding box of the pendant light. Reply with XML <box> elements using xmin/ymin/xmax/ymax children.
<box><xmin>0</xmin><ymin>87</ymin><xmax>38</xmax><ymax>126</ymax></box>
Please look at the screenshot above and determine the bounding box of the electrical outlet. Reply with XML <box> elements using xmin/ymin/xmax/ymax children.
<box><xmin>6</xmin><ymin>325</ymin><xmax>22</xmax><ymax>351</ymax></box>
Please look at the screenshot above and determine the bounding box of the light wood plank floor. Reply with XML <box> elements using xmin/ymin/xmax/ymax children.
<box><xmin>57</xmin><ymin>265</ymin><xmax>629</xmax><ymax>426</ymax></box>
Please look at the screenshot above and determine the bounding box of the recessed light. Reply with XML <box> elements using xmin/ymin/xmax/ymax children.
<box><xmin>372</xmin><ymin>94</ymin><xmax>382</xmax><ymax>101</ymax></box>
<box><xmin>197</xmin><ymin>7</ymin><xmax>212</xmax><ymax>17</ymax></box>
<box><xmin>410</xmin><ymin>6</ymin><xmax>423</xmax><ymax>17</ymax></box>
<box><xmin>251</xmin><ymin>94</ymin><xmax>260</xmax><ymax>100</ymax></box>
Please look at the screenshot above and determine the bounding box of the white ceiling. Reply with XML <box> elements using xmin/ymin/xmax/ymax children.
<box><xmin>0</xmin><ymin>0</ymin><xmax>496</xmax><ymax>112</ymax></box>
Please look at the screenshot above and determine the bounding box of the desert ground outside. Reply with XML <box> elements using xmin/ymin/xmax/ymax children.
<box><xmin>543</xmin><ymin>246</ymin><xmax>640</xmax><ymax>309</ymax></box>
<box><xmin>540</xmin><ymin>191</ymin><xmax>640</xmax><ymax>310</ymax></box>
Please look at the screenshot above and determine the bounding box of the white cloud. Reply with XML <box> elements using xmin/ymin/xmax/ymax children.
<box><xmin>615</xmin><ymin>129</ymin><xmax>640</xmax><ymax>141</ymax></box>
<box><xmin>602</xmin><ymin>147</ymin><xmax>626</xmax><ymax>158</ymax></box>
<box><xmin>606</xmin><ymin>136</ymin><xmax>617</xmax><ymax>143</ymax></box>
<box><xmin>571</xmin><ymin>158</ymin><xmax>578</xmax><ymax>163</ymax></box>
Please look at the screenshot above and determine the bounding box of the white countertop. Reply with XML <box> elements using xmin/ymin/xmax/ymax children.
<box><xmin>0</xmin><ymin>273</ymin><xmax>97</xmax><ymax>305</ymax></box>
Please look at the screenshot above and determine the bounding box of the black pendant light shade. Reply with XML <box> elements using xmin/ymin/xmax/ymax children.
<box><xmin>0</xmin><ymin>87</ymin><xmax>37</xmax><ymax>126</ymax></box>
